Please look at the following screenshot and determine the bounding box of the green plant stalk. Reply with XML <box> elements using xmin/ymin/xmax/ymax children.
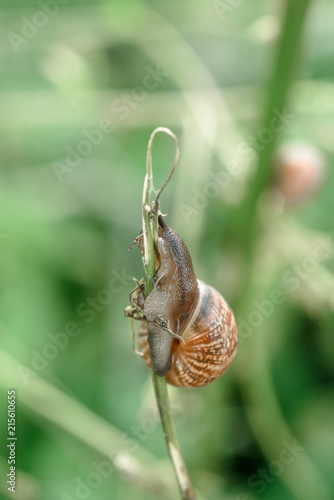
<box><xmin>0</xmin><ymin>348</ymin><xmax>187</xmax><ymax>500</ymax></box>
<box><xmin>142</xmin><ymin>174</ymin><xmax>155</xmax><ymax>297</ymax></box>
<box><xmin>142</xmin><ymin>128</ymin><xmax>196</xmax><ymax>500</ymax></box>
<box><xmin>233</xmin><ymin>3</ymin><xmax>322</xmax><ymax>500</ymax></box>
<box><xmin>236</xmin><ymin>0</ymin><xmax>312</xmax><ymax>268</ymax></box>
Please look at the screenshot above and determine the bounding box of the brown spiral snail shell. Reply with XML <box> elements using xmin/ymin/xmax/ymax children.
<box><xmin>129</xmin><ymin>215</ymin><xmax>237</xmax><ymax>388</ymax></box>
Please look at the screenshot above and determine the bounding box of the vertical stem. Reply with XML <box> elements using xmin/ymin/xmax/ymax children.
<box><xmin>142</xmin><ymin>154</ymin><xmax>155</xmax><ymax>296</ymax></box>
<box><xmin>235</xmin><ymin>0</ymin><xmax>312</xmax><ymax>266</ymax></box>
<box><xmin>246</xmin><ymin>0</ymin><xmax>312</xmax><ymax>212</ymax></box>
<box><xmin>152</xmin><ymin>376</ymin><xmax>196</xmax><ymax>500</ymax></box>
<box><xmin>233</xmin><ymin>3</ymin><xmax>316</xmax><ymax>499</ymax></box>
<box><xmin>142</xmin><ymin>128</ymin><xmax>196</xmax><ymax>500</ymax></box>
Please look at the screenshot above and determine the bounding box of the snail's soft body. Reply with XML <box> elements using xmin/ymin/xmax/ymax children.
<box><xmin>135</xmin><ymin>216</ymin><xmax>237</xmax><ymax>388</ymax></box>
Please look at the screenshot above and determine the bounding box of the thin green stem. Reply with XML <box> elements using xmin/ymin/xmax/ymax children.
<box><xmin>152</xmin><ymin>376</ymin><xmax>196</xmax><ymax>500</ymax></box>
<box><xmin>232</xmin><ymin>3</ymin><xmax>320</xmax><ymax>500</ymax></box>
<box><xmin>245</xmin><ymin>0</ymin><xmax>312</xmax><ymax>212</ymax></box>
<box><xmin>142</xmin><ymin>128</ymin><xmax>196</xmax><ymax>500</ymax></box>
<box><xmin>235</xmin><ymin>0</ymin><xmax>312</xmax><ymax>271</ymax></box>
<box><xmin>142</xmin><ymin>141</ymin><xmax>154</xmax><ymax>296</ymax></box>
<box><xmin>0</xmin><ymin>348</ymin><xmax>177</xmax><ymax>499</ymax></box>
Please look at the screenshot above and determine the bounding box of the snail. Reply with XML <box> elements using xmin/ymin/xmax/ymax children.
<box><xmin>127</xmin><ymin>215</ymin><xmax>238</xmax><ymax>388</ymax></box>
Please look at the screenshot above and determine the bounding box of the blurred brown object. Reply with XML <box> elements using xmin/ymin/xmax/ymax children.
<box><xmin>273</xmin><ymin>142</ymin><xmax>326</xmax><ymax>205</ymax></box>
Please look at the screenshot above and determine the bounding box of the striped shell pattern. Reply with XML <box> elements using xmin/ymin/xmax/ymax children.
<box><xmin>138</xmin><ymin>280</ymin><xmax>237</xmax><ymax>388</ymax></box>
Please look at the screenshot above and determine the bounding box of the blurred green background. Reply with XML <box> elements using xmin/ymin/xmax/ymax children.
<box><xmin>1</xmin><ymin>1</ymin><xmax>334</xmax><ymax>500</ymax></box>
